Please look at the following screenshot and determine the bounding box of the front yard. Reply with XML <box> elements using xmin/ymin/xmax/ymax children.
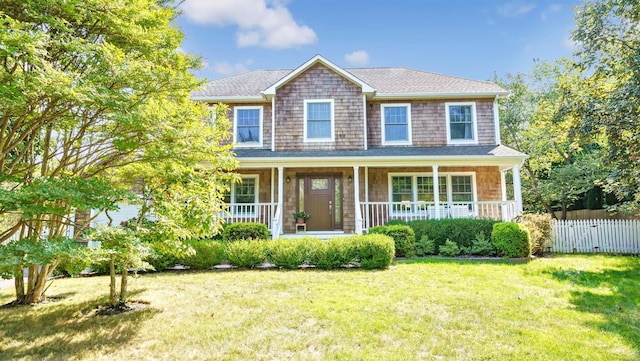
<box><xmin>1</xmin><ymin>255</ymin><xmax>639</xmax><ymax>360</ymax></box>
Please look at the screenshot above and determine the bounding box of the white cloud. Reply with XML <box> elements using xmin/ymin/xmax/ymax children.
<box><xmin>541</xmin><ymin>3</ymin><xmax>562</xmax><ymax>21</ymax></box>
<box><xmin>180</xmin><ymin>0</ymin><xmax>317</xmax><ymax>49</ymax></box>
<box><xmin>564</xmin><ymin>35</ymin><xmax>578</xmax><ymax>52</ymax></box>
<box><xmin>344</xmin><ymin>50</ymin><xmax>370</xmax><ymax>66</ymax></box>
<box><xmin>497</xmin><ymin>1</ymin><xmax>536</xmax><ymax>18</ymax></box>
<box><xmin>211</xmin><ymin>60</ymin><xmax>252</xmax><ymax>76</ymax></box>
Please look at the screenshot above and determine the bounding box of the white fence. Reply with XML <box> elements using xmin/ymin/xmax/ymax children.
<box><xmin>552</xmin><ymin>219</ymin><xmax>640</xmax><ymax>254</ymax></box>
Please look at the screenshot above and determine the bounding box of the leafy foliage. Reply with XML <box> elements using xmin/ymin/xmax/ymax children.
<box><xmin>469</xmin><ymin>231</ymin><xmax>496</xmax><ymax>256</ymax></box>
<box><xmin>223</xmin><ymin>222</ymin><xmax>270</xmax><ymax>242</ymax></box>
<box><xmin>224</xmin><ymin>239</ymin><xmax>268</xmax><ymax>268</ymax></box>
<box><xmin>518</xmin><ymin>213</ymin><xmax>554</xmax><ymax>255</ymax></box>
<box><xmin>0</xmin><ymin>0</ymin><xmax>237</xmax><ymax>304</ymax></box>
<box><xmin>267</xmin><ymin>238</ymin><xmax>317</xmax><ymax>269</ymax></box>
<box><xmin>438</xmin><ymin>240</ymin><xmax>461</xmax><ymax>257</ymax></box>
<box><xmin>369</xmin><ymin>224</ymin><xmax>415</xmax><ymax>257</ymax></box>
<box><xmin>494</xmin><ymin>61</ymin><xmax>610</xmax><ymax>218</ymax></box>
<box><xmin>571</xmin><ymin>0</ymin><xmax>640</xmax><ymax>212</ymax></box>
<box><xmin>352</xmin><ymin>235</ymin><xmax>395</xmax><ymax>269</ymax></box>
<box><xmin>179</xmin><ymin>239</ymin><xmax>226</xmax><ymax>270</ymax></box>
<box><xmin>415</xmin><ymin>235</ymin><xmax>437</xmax><ymax>256</ymax></box>
<box><xmin>491</xmin><ymin>222</ymin><xmax>531</xmax><ymax>258</ymax></box>
<box><xmin>407</xmin><ymin>218</ymin><xmax>498</xmax><ymax>253</ymax></box>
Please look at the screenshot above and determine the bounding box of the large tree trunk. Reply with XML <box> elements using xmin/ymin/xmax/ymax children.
<box><xmin>14</xmin><ymin>268</ymin><xmax>24</xmax><ymax>303</ymax></box>
<box><xmin>110</xmin><ymin>256</ymin><xmax>117</xmax><ymax>307</ymax></box>
<box><xmin>119</xmin><ymin>268</ymin><xmax>128</xmax><ymax>304</ymax></box>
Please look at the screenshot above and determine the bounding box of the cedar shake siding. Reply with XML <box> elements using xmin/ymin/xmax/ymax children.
<box><xmin>274</xmin><ymin>63</ymin><xmax>365</xmax><ymax>151</ymax></box>
<box><xmin>366</xmin><ymin>99</ymin><xmax>496</xmax><ymax>148</ymax></box>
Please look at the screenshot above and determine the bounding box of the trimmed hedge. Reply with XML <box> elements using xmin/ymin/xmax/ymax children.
<box><xmin>491</xmin><ymin>222</ymin><xmax>531</xmax><ymax>258</ymax></box>
<box><xmin>179</xmin><ymin>239</ymin><xmax>226</xmax><ymax>270</ymax></box>
<box><xmin>308</xmin><ymin>238</ymin><xmax>356</xmax><ymax>269</ymax></box>
<box><xmin>222</xmin><ymin>222</ymin><xmax>270</xmax><ymax>242</ymax></box>
<box><xmin>518</xmin><ymin>213</ymin><xmax>553</xmax><ymax>255</ymax></box>
<box><xmin>368</xmin><ymin>224</ymin><xmax>415</xmax><ymax>257</ymax></box>
<box><xmin>267</xmin><ymin>237</ymin><xmax>320</xmax><ymax>269</ymax></box>
<box><xmin>406</xmin><ymin>218</ymin><xmax>499</xmax><ymax>254</ymax></box>
<box><xmin>353</xmin><ymin>234</ymin><xmax>395</xmax><ymax>269</ymax></box>
<box><xmin>224</xmin><ymin>239</ymin><xmax>268</xmax><ymax>268</ymax></box>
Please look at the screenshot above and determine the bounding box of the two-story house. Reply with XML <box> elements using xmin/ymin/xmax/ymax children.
<box><xmin>193</xmin><ymin>55</ymin><xmax>526</xmax><ymax>237</ymax></box>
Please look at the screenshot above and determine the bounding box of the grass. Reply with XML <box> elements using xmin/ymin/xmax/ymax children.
<box><xmin>0</xmin><ymin>255</ymin><xmax>639</xmax><ymax>360</ymax></box>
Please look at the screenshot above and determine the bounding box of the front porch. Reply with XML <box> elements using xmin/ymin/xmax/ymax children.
<box><xmin>224</xmin><ymin>198</ymin><xmax>519</xmax><ymax>239</ymax></box>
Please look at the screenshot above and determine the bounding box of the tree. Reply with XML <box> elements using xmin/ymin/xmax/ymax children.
<box><xmin>495</xmin><ymin>59</ymin><xmax>608</xmax><ymax>218</ymax></box>
<box><xmin>0</xmin><ymin>0</ymin><xmax>236</xmax><ymax>305</ymax></box>
<box><xmin>572</xmin><ymin>0</ymin><xmax>640</xmax><ymax>212</ymax></box>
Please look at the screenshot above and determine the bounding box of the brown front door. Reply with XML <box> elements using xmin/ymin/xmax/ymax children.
<box><xmin>300</xmin><ymin>174</ymin><xmax>342</xmax><ymax>231</ymax></box>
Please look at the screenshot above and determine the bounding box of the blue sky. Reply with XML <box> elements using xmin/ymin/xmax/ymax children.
<box><xmin>176</xmin><ymin>0</ymin><xmax>579</xmax><ymax>82</ymax></box>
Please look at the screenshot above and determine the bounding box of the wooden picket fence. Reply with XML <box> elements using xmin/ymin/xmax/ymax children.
<box><xmin>552</xmin><ymin>219</ymin><xmax>640</xmax><ymax>254</ymax></box>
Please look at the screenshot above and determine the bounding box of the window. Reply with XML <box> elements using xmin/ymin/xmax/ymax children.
<box><xmin>224</xmin><ymin>176</ymin><xmax>258</xmax><ymax>214</ymax></box>
<box><xmin>389</xmin><ymin>173</ymin><xmax>476</xmax><ymax>214</ymax></box>
<box><xmin>446</xmin><ymin>102</ymin><xmax>477</xmax><ymax>144</ymax></box>
<box><xmin>381</xmin><ymin>104</ymin><xmax>411</xmax><ymax>145</ymax></box>
<box><xmin>304</xmin><ymin>99</ymin><xmax>334</xmax><ymax>141</ymax></box>
<box><xmin>234</xmin><ymin>106</ymin><xmax>263</xmax><ymax>147</ymax></box>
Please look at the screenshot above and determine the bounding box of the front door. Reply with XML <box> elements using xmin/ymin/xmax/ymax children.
<box><xmin>299</xmin><ymin>174</ymin><xmax>342</xmax><ymax>231</ymax></box>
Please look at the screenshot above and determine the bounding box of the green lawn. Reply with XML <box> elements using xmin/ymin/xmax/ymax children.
<box><xmin>0</xmin><ymin>255</ymin><xmax>638</xmax><ymax>361</ymax></box>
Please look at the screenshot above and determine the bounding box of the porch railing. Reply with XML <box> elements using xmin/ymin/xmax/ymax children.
<box><xmin>224</xmin><ymin>203</ymin><xmax>276</xmax><ymax>230</ymax></box>
<box><xmin>360</xmin><ymin>201</ymin><xmax>519</xmax><ymax>230</ymax></box>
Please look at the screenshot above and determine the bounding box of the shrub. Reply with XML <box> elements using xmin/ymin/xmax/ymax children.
<box><xmin>267</xmin><ymin>238</ymin><xmax>319</xmax><ymax>269</ymax></box>
<box><xmin>407</xmin><ymin>218</ymin><xmax>498</xmax><ymax>253</ymax></box>
<box><xmin>415</xmin><ymin>235</ymin><xmax>436</xmax><ymax>256</ymax></box>
<box><xmin>518</xmin><ymin>213</ymin><xmax>553</xmax><ymax>255</ymax></box>
<box><xmin>492</xmin><ymin>222</ymin><xmax>531</xmax><ymax>258</ymax></box>
<box><xmin>385</xmin><ymin>219</ymin><xmax>408</xmax><ymax>226</ymax></box>
<box><xmin>469</xmin><ymin>231</ymin><xmax>496</xmax><ymax>256</ymax></box>
<box><xmin>368</xmin><ymin>224</ymin><xmax>415</xmax><ymax>257</ymax></box>
<box><xmin>309</xmin><ymin>238</ymin><xmax>356</xmax><ymax>270</ymax></box>
<box><xmin>146</xmin><ymin>241</ymin><xmax>179</xmax><ymax>271</ymax></box>
<box><xmin>353</xmin><ymin>234</ymin><xmax>395</xmax><ymax>269</ymax></box>
<box><xmin>439</xmin><ymin>239</ymin><xmax>460</xmax><ymax>257</ymax></box>
<box><xmin>224</xmin><ymin>239</ymin><xmax>268</xmax><ymax>268</ymax></box>
<box><xmin>222</xmin><ymin>222</ymin><xmax>270</xmax><ymax>242</ymax></box>
<box><xmin>179</xmin><ymin>239</ymin><xmax>226</xmax><ymax>270</ymax></box>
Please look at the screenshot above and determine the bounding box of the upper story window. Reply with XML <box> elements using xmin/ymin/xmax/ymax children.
<box><xmin>304</xmin><ymin>99</ymin><xmax>334</xmax><ymax>142</ymax></box>
<box><xmin>446</xmin><ymin>102</ymin><xmax>478</xmax><ymax>144</ymax></box>
<box><xmin>234</xmin><ymin>106</ymin><xmax>263</xmax><ymax>147</ymax></box>
<box><xmin>381</xmin><ymin>103</ymin><xmax>412</xmax><ymax>145</ymax></box>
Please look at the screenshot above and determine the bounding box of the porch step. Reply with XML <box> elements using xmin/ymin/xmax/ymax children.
<box><xmin>278</xmin><ymin>231</ymin><xmax>353</xmax><ymax>240</ymax></box>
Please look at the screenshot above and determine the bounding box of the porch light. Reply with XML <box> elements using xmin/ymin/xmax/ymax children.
<box><xmin>348</xmin><ymin>175</ymin><xmax>353</xmax><ymax>183</ymax></box>
<box><xmin>286</xmin><ymin>176</ymin><xmax>291</xmax><ymax>183</ymax></box>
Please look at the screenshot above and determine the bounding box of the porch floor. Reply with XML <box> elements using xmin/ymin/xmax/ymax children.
<box><xmin>278</xmin><ymin>231</ymin><xmax>353</xmax><ymax>240</ymax></box>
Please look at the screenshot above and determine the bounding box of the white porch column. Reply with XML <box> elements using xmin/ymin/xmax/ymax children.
<box><xmin>433</xmin><ymin>165</ymin><xmax>441</xmax><ymax>219</ymax></box>
<box><xmin>364</xmin><ymin>166</ymin><xmax>369</xmax><ymax>231</ymax></box>
<box><xmin>353</xmin><ymin>166</ymin><xmax>362</xmax><ymax>234</ymax></box>
<box><xmin>275</xmin><ymin>166</ymin><xmax>284</xmax><ymax>239</ymax></box>
<box><xmin>500</xmin><ymin>170</ymin><xmax>507</xmax><ymax>202</ymax></box>
<box><xmin>513</xmin><ymin>164</ymin><xmax>523</xmax><ymax>214</ymax></box>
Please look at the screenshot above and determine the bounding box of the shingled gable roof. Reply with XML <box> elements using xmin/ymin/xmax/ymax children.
<box><xmin>191</xmin><ymin>55</ymin><xmax>508</xmax><ymax>101</ymax></box>
<box><xmin>262</xmin><ymin>55</ymin><xmax>375</xmax><ymax>96</ymax></box>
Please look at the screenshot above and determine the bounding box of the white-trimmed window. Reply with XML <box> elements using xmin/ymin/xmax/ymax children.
<box><xmin>381</xmin><ymin>103</ymin><xmax>412</xmax><ymax>145</ymax></box>
<box><xmin>446</xmin><ymin>102</ymin><xmax>478</xmax><ymax>144</ymax></box>
<box><xmin>388</xmin><ymin>173</ymin><xmax>476</xmax><ymax>214</ymax></box>
<box><xmin>234</xmin><ymin>106</ymin><xmax>263</xmax><ymax>147</ymax></box>
<box><xmin>224</xmin><ymin>175</ymin><xmax>259</xmax><ymax>214</ymax></box>
<box><xmin>304</xmin><ymin>99</ymin><xmax>334</xmax><ymax>141</ymax></box>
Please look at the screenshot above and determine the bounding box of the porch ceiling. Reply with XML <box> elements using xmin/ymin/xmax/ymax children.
<box><xmin>234</xmin><ymin>145</ymin><xmax>526</xmax><ymax>169</ymax></box>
